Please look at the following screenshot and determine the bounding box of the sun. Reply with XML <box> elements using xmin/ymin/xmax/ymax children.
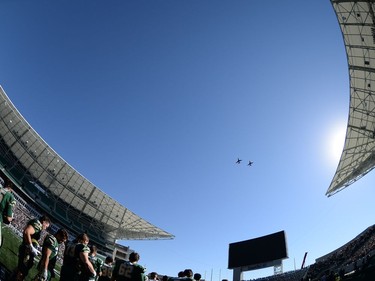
<box><xmin>325</xmin><ymin>122</ymin><xmax>347</xmax><ymax>166</ymax></box>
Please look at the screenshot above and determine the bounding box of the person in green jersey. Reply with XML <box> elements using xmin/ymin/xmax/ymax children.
<box><xmin>89</xmin><ymin>245</ymin><xmax>104</xmax><ymax>281</ymax></box>
<box><xmin>98</xmin><ymin>256</ymin><xmax>114</xmax><ymax>281</ymax></box>
<box><xmin>0</xmin><ymin>182</ymin><xmax>16</xmax><ymax>247</ymax></box>
<box><xmin>60</xmin><ymin>233</ymin><xmax>87</xmax><ymax>281</ymax></box>
<box><xmin>33</xmin><ymin>228</ymin><xmax>69</xmax><ymax>281</ymax></box>
<box><xmin>13</xmin><ymin>215</ymin><xmax>51</xmax><ymax>281</ymax></box>
<box><xmin>111</xmin><ymin>252</ymin><xmax>146</xmax><ymax>281</ymax></box>
<box><xmin>0</xmin><ymin>182</ymin><xmax>16</xmax><ymax>224</ymax></box>
<box><xmin>75</xmin><ymin>233</ymin><xmax>97</xmax><ymax>281</ymax></box>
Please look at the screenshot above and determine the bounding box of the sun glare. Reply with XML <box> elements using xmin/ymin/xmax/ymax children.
<box><xmin>326</xmin><ymin>122</ymin><xmax>347</xmax><ymax>166</ymax></box>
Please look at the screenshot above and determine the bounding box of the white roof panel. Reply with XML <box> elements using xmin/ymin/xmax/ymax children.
<box><xmin>327</xmin><ymin>0</ymin><xmax>375</xmax><ymax>196</ymax></box>
<box><xmin>0</xmin><ymin>86</ymin><xmax>174</xmax><ymax>243</ymax></box>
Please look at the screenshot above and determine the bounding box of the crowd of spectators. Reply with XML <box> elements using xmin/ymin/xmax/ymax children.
<box><xmin>303</xmin><ymin>225</ymin><xmax>375</xmax><ymax>281</ymax></box>
<box><xmin>10</xmin><ymin>195</ymin><xmax>36</xmax><ymax>236</ymax></box>
<box><xmin>249</xmin><ymin>267</ymin><xmax>308</xmax><ymax>281</ymax></box>
<box><xmin>247</xmin><ymin>226</ymin><xmax>375</xmax><ymax>281</ymax></box>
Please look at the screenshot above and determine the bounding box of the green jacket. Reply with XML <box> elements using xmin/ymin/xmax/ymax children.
<box><xmin>0</xmin><ymin>188</ymin><xmax>16</xmax><ymax>219</ymax></box>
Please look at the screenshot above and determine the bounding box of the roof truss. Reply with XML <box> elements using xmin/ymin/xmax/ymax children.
<box><xmin>327</xmin><ymin>0</ymin><xmax>375</xmax><ymax>196</ymax></box>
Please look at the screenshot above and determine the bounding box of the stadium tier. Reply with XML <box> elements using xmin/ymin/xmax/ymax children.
<box><xmin>0</xmin><ymin>86</ymin><xmax>174</xmax><ymax>251</ymax></box>
<box><xmin>327</xmin><ymin>1</ymin><xmax>375</xmax><ymax>196</ymax></box>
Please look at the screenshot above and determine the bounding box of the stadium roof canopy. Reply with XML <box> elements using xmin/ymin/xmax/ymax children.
<box><xmin>327</xmin><ymin>0</ymin><xmax>375</xmax><ymax>196</ymax></box>
<box><xmin>0</xmin><ymin>86</ymin><xmax>174</xmax><ymax>247</ymax></box>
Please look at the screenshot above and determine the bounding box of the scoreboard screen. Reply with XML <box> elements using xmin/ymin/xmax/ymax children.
<box><xmin>228</xmin><ymin>230</ymin><xmax>288</xmax><ymax>269</ymax></box>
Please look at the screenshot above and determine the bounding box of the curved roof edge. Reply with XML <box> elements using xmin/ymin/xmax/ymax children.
<box><xmin>0</xmin><ymin>85</ymin><xmax>174</xmax><ymax>243</ymax></box>
<box><xmin>327</xmin><ymin>1</ymin><xmax>375</xmax><ymax>196</ymax></box>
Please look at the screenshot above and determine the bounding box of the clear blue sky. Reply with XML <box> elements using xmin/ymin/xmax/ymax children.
<box><xmin>1</xmin><ymin>0</ymin><xmax>374</xmax><ymax>280</ymax></box>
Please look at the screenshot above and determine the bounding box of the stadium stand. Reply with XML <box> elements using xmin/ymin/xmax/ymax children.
<box><xmin>248</xmin><ymin>267</ymin><xmax>308</xmax><ymax>281</ymax></box>
<box><xmin>0</xmin><ymin>86</ymin><xmax>174</xmax><ymax>258</ymax></box>
<box><xmin>246</xmin><ymin>225</ymin><xmax>375</xmax><ymax>281</ymax></box>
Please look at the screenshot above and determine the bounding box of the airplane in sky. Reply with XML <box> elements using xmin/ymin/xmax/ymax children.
<box><xmin>247</xmin><ymin>161</ymin><xmax>253</xmax><ymax>166</ymax></box>
<box><xmin>236</xmin><ymin>158</ymin><xmax>242</xmax><ymax>164</ymax></box>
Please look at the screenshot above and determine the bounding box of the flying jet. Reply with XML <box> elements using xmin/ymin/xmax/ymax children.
<box><xmin>247</xmin><ymin>161</ymin><xmax>253</xmax><ymax>166</ymax></box>
<box><xmin>236</xmin><ymin>158</ymin><xmax>242</xmax><ymax>164</ymax></box>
